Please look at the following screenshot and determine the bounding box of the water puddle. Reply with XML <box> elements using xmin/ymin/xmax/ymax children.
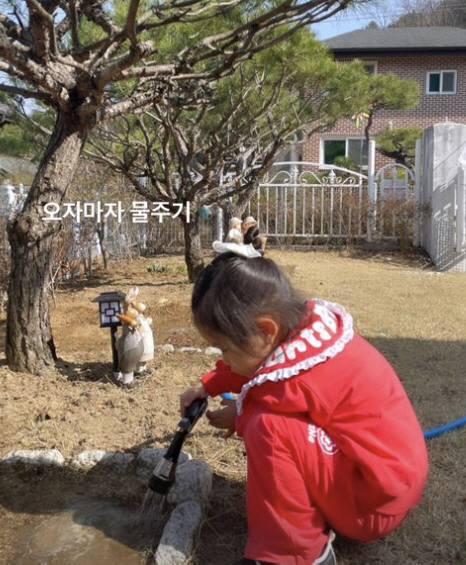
<box><xmin>0</xmin><ymin>450</ymin><xmax>204</xmax><ymax>564</ymax></box>
<box><xmin>5</xmin><ymin>497</ymin><xmax>156</xmax><ymax>564</ymax></box>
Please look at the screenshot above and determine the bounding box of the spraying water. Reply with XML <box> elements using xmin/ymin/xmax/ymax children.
<box><xmin>137</xmin><ymin>490</ymin><xmax>166</xmax><ymax>525</ymax></box>
<box><xmin>133</xmin><ymin>489</ymin><xmax>169</xmax><ymax>560</ymax></box>
<box><xmin>134</xmin><ymin>397</ymin><xmax>208</xmax><ymax>534</ymax></box>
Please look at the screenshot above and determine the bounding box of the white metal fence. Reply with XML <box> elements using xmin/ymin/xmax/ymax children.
<box><xmin>248</xmin><ymin>162</ymin><xmax>368</xmax><ymax>243</ymax></box>
<box><xmin>247</xmin><ymin>160</ymin><xmax>416</xmax><ymax>245</ymax></box>
<box><xmin>1</xmin><ymin>156</ymin><xmax>417</xmax><ymax>262</ymax></box>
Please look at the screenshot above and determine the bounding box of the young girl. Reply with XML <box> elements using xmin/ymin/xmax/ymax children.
<box><xmin>180</xmin><ymin>247</ymin><xmax>428</xmax><ymax>565</ymax></box>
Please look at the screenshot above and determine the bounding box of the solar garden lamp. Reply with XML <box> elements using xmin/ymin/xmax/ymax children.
<box><xmin>92</xmin><ymin>291</ymin><xmax>126</xmax><ymax>377</ymax></box>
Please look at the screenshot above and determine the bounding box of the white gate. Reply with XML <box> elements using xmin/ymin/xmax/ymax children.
<box><xmin>248</xmin><ymin>162</ymin><xmax>369</xmax><ymax>242</ymax></box>
<box><xmin>247</xmin><ymin>161</ymin><xmax>416</xmax><ymax>244</ymax></box>
<box><xmin>420</xmin><ymin>122</ymin><xmax>466</xmax><ymax>271</ymax></box>
<box><xmin>373</xmin><ymin>163</ymin><xmax>416</xmax><ymax>241</ymax></box>
<box><xmin>456</xmin><ymin>167</ymin><xmax>466</xmax><ymax>256</ymax></box>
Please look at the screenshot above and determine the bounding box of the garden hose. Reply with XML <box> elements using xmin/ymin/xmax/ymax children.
<box><xmin>423</xmin><ymin>416</ymin><xmax>466</xmax><ymax>439</ymax></box>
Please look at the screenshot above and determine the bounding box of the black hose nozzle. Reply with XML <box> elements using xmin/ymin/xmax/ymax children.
<box><xmin>148</xmin><ymin>456</ymin><xmax>175</xmax><ymax>494</ymax></box>
<box><xmin>148</xmin><ymin>396</ymin><xmax>208</xmax><ymax>495</ymax></box>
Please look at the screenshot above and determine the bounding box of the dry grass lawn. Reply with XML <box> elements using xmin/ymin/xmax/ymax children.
<box><xmin>1</xmin><ymin>248</ymin><xmax>466</xmax><ymax>564</ymax></box>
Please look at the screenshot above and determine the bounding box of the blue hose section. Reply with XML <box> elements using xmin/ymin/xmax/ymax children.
<box><xmin>423</xmin><ymin>416</ymin><xmax>466</xmax><ymax>439</ymax></box>
<box><xmin>220</xmin><ymin>392</ymin><xmax>235</xmax><ymax>400</ymax></box>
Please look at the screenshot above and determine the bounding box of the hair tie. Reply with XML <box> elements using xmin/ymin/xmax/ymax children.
<box><xmin>212</xmin><ymin>240</ymin><xmax>261</xmax><ymax>258</ymax></box>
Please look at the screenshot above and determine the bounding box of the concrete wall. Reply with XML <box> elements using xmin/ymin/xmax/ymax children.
<box><xmin>421</xmin><ymin>122</ymin><xmax>466</xmax><ymax>271</ymax></box>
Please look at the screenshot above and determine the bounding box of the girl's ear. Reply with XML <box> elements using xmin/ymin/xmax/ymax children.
<box><xmin>256</xmin><ymin>316</ymin><xmax>280</xmax><ymax>347</ymax></box>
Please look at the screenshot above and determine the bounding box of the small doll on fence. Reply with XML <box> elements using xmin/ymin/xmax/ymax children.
<box><xmin>225</xmin><ymin>217</ymin><xmax>243</xmax><ymax>244</ymax></box>
<box><xmin>242</xmin><ymin>216</ymin><xmax>266</xmax><ymax>255</ymax></box>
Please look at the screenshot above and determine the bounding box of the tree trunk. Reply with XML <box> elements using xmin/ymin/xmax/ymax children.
<box><xmin>182</xmin><ymin>212</ymin><xmax>205</xmax><ymax>283</ymax></box>
<box><xmin>223</xmin><ymin>200</ymin><xmax>248</xmax><ymax>234</ymax></box>
<box><xmin>6</xmin><ymin>110</ymin><xmax>89</xmax><ymax>374</ymax></box>
<box><xmin>222</xmin><ymin>182</ymin><xmax>259</xmax><ymax>234</ymax></box>
<box><xmin>97</xmin><ymin>223</ymin><xmax>109</xmax><ymax>269</ymax></box>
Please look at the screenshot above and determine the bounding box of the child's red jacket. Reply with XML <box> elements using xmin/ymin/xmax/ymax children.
<box><xmin>201</xmin><ymin>300</ymin><xmax>428</xmax><ymax>565</ymax></box>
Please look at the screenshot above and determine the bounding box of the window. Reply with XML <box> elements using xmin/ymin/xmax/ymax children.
<box><xmin>362</xmin><ymin>61</ymin><xmax>377</xmax><ymax>75</ymax></box>
<box><xmin>322</xmin><ymin>138</ymin><xmax>368</xmax><ymax>169</ymax></box>
<box><xmin>427</xmin><ymin>70</ymin><xmax>457</xmax><ymax>94</ymax></box>
<box><xmin>323</xmin><ymin>139</ymin><xmax>346</xmax><ymax>164</ymax></box>
<box><xmin>347</xmin><ymin>139</ymin><xmax>368</xmax><ymax>165</ymax></box>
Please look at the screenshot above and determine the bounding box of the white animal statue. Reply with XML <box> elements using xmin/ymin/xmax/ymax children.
<box><xmin>115</xmin><ymin>287</ymin><xmax>154</xmax><ymax>387</ymax></box>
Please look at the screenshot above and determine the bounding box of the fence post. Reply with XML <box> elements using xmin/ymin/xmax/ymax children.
<box><xmin>457</xmin><ymin>166</ymin><xmax>466</xmax><ymax>253</ymax></box>
<box><xmin>366</xmin><ymin>140</ymin><xmax>376</xmax><ymax>242</ymax></box>
<box><xmin>213</xmin><ymin>204</ymin><xmax>224</xmax><ymax>241</ymax></box>
<box><xmin>291</xmin><ymin>165</ymin><xmax>299</xmax><ymax>236</ymax></box>
<box><xmin>413</xmin><ymin>138</ymin><xmax>422</xmax><ymax>247</ymax></box>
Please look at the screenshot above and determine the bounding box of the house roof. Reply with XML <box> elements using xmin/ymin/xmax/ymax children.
<box><xmin>325</xmin><ymin>27</ymin><xmax>466</xmax><ymax>54</ymax></box>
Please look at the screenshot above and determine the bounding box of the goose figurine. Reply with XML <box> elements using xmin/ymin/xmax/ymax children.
<box><xmin>115</xmin><ymin>287</ymin><xmax>154</xmax><ymax>387</ymax></box>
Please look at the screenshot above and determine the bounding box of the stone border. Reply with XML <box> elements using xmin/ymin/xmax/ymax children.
<box><xmin>154</xmin><ymin>344</ymin><xmax>222</xmax><ymax>356</ymax></box>
<box><xmin>1</xmin><ymin>344</ymin><xmax>221</xmax><ymax>562</ymax></box>
<box><xmin>1</xmin><ymin>447</ymin><xmax>212</xmax><ymax>565</ymax></box>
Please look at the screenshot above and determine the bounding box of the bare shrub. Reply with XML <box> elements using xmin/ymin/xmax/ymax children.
<box><xmin>376</xmin><ymin>195</ymin><xmax>416</xmax><ymax>248</ymax></box>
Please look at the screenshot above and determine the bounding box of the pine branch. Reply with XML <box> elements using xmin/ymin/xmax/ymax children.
<box><xmin>0</xmin><ymin>82</ymin><xmax>52</xmax><ymax>103</ymax></box>
<box><xmin>26</xmin><ymin>0</ymin><xmax>58</xmax><ymax>57</ymax></box>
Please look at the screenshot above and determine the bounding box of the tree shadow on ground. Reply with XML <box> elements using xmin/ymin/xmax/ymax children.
<box><xmin>194</xmin><ymin>473</ymin><xmax>247</xmax><ymax>564</ymax></box>
<box><xmin>123</xmin><ymin>280</ymin><xmax>192</xmax><ymax>288</ymax></box>
<box><xmin>345</xmin><ymin>246</ymin><xmax>435</xmax><ymax>269</ymax></box>
<box><xmin>51</xmin><ymin>264</ymin><xmax>191</xmax><ymax>295</ymax></box>
<box><xmin>55</xmin><ymin>275</ymin><xmax>110</xmax><ymax>292</ymax></box>
<box><xmin>56</xmin><ymin>358</ymin><xmax>117</xmax><ymax>383</ymax></box>
<box><xmin>69</xmin><ymin>277</ymin><xmax>192</xmax><ymax>291</ymax></box>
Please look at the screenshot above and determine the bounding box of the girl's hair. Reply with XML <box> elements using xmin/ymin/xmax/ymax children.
<box><xmin>192</xmin><ymin>253</ymin><xmax>306</xmax><ymax>350</ymax></box>
<box><xmin>243</xmin><ymin>226</ymin><xmax>262</xmax><ymax>252</ymax></box>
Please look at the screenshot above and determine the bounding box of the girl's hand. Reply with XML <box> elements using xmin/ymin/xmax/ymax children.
<box><xmin>180</xmin><ymin>382</ymin><xmax>206</xmax><ymax>415</ymax></box>
<box><xmin>206</xmin><ymin>398</ymin><xmax>237</xmax><ymax>438</ymax></box>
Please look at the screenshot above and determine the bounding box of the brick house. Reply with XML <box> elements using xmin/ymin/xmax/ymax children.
<box><xmin>301</xmin><ymin>27</ymin><xmax>466</xmax><ymax>171</ymax></box>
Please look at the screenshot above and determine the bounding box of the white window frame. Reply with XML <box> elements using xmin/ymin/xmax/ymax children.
<box><xmin>320</xmin><ymin>137</ymin><xmax>369</xmax><ymax>169</ymax></box>
<box><xmin>426</xmin><ymin>70</ymin><xmax>457</xmax><ymax>95</ymax></box>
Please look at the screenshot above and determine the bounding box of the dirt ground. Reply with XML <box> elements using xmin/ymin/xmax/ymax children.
<box><xmin>1</xmin><ymin>248</ymin><xmax>466</xmax><ymax>564</ymax></box>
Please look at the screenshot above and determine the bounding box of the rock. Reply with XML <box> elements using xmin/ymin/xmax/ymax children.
<box><xmin>70</xmin><ymin>450</ymin><xmax>134</xmax><ymax>471</ymax></box>
<box><xmin>136</xmin><ymin>448</ymin><xmax>191</xmax><ymax>478</ymax></box>
<box><xmin>204</xmin><ymin>346</ymin><xmax>222</xmax><ymax>356</ymax></box>
<box><xmin>178</xmin><ymin>347</ymin><xmax>202</xmax><ymax>353</ymax></box>
<box><xmin>155</xmin><ymin>344</ymin><xmax>175</xmax><ymax>354</ymax></box>
<box><xmin>1</xmin><ymin>449</ymin><xmax>65</xmax><ymax>467</ymax></box>
<box><xmin>155</xmin><ymin>500</ymin><xmax>203</xmax><ymax>565</ymax></box>
<box><xmin>167</xmin><ymin>459</ymin><xmax>212</xmax><ymax>509</ymax></box>
<box><xmin>136</xmin><ymin>447</ymin><xmax>166</xmax><ymax>474</ymax></box>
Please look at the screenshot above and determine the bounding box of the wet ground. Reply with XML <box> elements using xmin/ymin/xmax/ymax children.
<box><xmin>10</xmin><ymin>498</ymin><xmax>152</xmax><ymax>565</ymax></box>
<box><xmin>0</xmin><ymin>465</ymin><xmax>159</xmax><ymax>565</ymax></box>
